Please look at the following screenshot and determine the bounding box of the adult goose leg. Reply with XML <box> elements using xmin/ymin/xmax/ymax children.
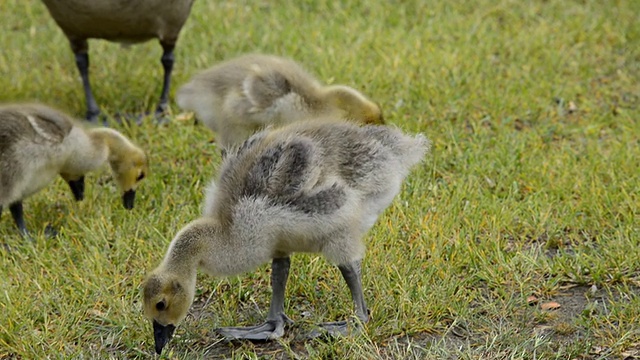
<box><xmin>217</xmin><ymin>257</ymin><xmax>293</xmax><ymax>340</ymax></box>
<box><xmin>155</xmin><ymin>41</ymin><xmax>175</xmax><ymax>117</ymax></box>
<box><xmin>70</xmin><ymin>39</ymin><xmax>100</xmax><ymax>123</ymax></box>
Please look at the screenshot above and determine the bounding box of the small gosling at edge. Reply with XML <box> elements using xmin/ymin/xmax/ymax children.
<box><xmin>142</xmin><ymin>119</ymin><xmax>428</xmax><ymax>355</ymax></box>
<box><xmin>0</xmin><ymin>103</ymin><xmax>148</xmax><ymax>237</ymax></box>
<box><xmin>176</xmin><ymin>54</ymin><xmax>384</xmax><ymax>150</ymax></box>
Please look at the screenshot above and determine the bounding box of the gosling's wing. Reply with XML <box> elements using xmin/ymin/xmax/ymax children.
<box><xmin>246</xmin><ymin>139</ymin><xmax>348</xmax><ymax>215</ymax></box>
<box><xmin>26</xmin><ymin>105</ymin><xmax>74</xmax><ymax>143</ymax></box>
<box><xmin>242</xmin><ymin>57</ymin><xmax>324</xmax><ymax>116</ymax></box>
<box><xmin>0</xmin><ymin>104</ymin><xmax>73</xmax><ymax>153</ymax></box>
<box><xmin>0</xmin><ymin>109</ymin><xmax>30</xmax><ymax>155</ymax></box>
<box><xmin>10</xmin><ymin>104</ymin><xmax>73</xmax><ymax>143</ymax></box>
<box><xmin>242</xmin><ymin>65</ymin><xmax>292</xmax><ymax>112</ymax></box>
<box><xmin>218</xmin><ymin>134</ymin><xmax>346</xmax><ymax>219</ymax></box>
<box><xmin>271</xmin><ymin>121</ymin><xmax>429</xmax><ymax>193</ymax></box>
<box><xmin>215</xmin><ymin>121</ymin><xmax>428</xmax><ymax>221</ymax></box>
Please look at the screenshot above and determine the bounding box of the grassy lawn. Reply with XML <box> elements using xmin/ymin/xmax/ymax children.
<box><xmin>1</xmin><ymin>0</ymin><xmax>639</xmax><ymax>358</ymax></box>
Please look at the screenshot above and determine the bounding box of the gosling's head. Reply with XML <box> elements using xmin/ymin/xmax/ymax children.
<box><xmin>142</xmin><ymin>272</ymin><xmax>195</xmax><ymax>355</ymax></box>
<box><xmin>88</xmin><ymin>128</ymin><xmax>149</xmax><ymax>209</ymax></box>
<box><xmin>324</xmin><ymin>85</ymin><xmax>384</xmax><ymax>125</ymax></box>
<box><xmin>109</xmin><ymin>146</ymin><xmax>148</xmax><ymax>209</ymax></box>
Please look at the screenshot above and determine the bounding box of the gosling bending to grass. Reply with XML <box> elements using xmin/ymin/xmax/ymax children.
<box><xmin>0</xmin><ymin>103</ymin><xmax>148</xmax><ymax>237</ymax></box>
<box><xmin>41</xmin><ymin>0</ymin><xmax>196</xmax><ymax>122</ymax></box>
<box><xmin>176</xmin><ymin>54</ymin><xmax>384</xmax><ymax>150</ymax></box>
<box><xmin>143</xmin><ymin>120</ymin><xmax>428</xmax><ymax>354</ymax></box>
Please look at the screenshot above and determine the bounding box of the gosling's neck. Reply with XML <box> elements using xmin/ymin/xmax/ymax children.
<box><xmin>162</xmin><ymin>218</ymin><xmax>229</xmax><ymax>278</ymax></box>
<box><xmin>88</xmin><ymin>128</ymin><xmax>138</xmax><ymax>163</ymax></box>
<box><xmin>163</xmin><ymin>218</ymin><xmax>271</xmax><ymax>278</ymax></box>
<box><xmin>319</xmin><ymin>85</ymin><xmax>355</xmax><ymax>104</ymax></box>
<box><xmin>60</xmin><ymin>126</ymin><xmax>110</xmax><ymax>176</ymax></box>
<box><xmin>319</xmin><ymin>85</ymin><xmax>382</xmax><ymax>124</ymax></box>
<box><xmin>315</xmin><ymin>85</ymin><xmax>359</xmax><ymax>115</ymax></box>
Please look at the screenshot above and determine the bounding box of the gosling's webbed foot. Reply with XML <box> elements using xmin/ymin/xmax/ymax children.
<box><xmin>317</xmin><ymin>320</ymin><xmax>349</xmax><ymax>336</ymax></box>
<box><xmin>308</xmin><ymin>319</ymin><xmax>365</xmax><ymax>339</ymax></box>
<box><xmin>216</xmin><ymin>313</ymin><xmax>292</xmax><ymax>340</ymax></box>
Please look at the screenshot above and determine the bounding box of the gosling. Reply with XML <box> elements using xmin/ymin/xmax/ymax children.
<box><xmin>0</xmin><ymin>103</ymin><xmax>148</xmax><ymax>237</ymax></box>
<box><xmin>176</xmin><ymin>54</ymin><xmax>384</xmax><ymax>150</ymax></box>
<box><xmin>143</xmin><ymin>119</ymin><xmax>428</xmax><ymax>354</ymax></box>
<box><xmin>41</xmin><ymin>0</ymin><xmax>196</xmax><ymax>122</ymax></box>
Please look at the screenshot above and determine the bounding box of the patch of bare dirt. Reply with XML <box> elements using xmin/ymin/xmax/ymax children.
<box><xmin>163</xmin><ymin>278</ymin><xmax>639</xmax><ymax>359</ymax></box>
<box><xmin>531</xmin><ymin>284</ymin><xmax>596</xmax><ymax>340</ymax></box>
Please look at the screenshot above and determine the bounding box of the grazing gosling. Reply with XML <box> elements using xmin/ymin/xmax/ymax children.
<box><xmin>176</xmin><ymin>54</ymin><xmax>384</xmax><ymax>150</ymax></box>
<box><xmin>0</xmin><ymin>103</ymin><xmax>148</xmax><ymax>237</ymax></box>
<box><xmin>143</xmin><ymin>120</ymin><xmax>428</xmax><ymax>354</ymax></box>
<box><xmin>41</xmin><ymin>0</ymin><xmax>196</xmax><ymax>122</ymax></box>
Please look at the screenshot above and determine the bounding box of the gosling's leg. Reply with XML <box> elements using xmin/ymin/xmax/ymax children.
<box><xmin>9</xmin><ymin>201</ymin><xmax>30</xmax><ymax>238</ymax></box>
<box><xmin>217</xmin><ymin>257</ymin><xmax>293</xmax><ymax>340</ymax></box>
<box><xmin>65</xmin><ymin>176</ymin><xmax>85</xmax><ymax>201</ymax></box>
<box><xmin>315</xmin><ymin>260</ymin><xmax>369</xmax><ymax>336</ymax></box>
<box><xmin>155</xmin><ymin>41</ymin><xmax>175</xmax><ymax>117</ymax></box>
<box><xmin>70</xmin><ymin>39</ymin><xmax>100</xmax><ymax>123</ymax></box>
<box><xmin>0</xmin><ymin>205</ymin><xmax>7</xmax><ymax>251</ymax></box>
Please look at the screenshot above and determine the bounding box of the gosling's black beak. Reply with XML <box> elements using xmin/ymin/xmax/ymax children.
<box><xmin>66</xmin><ymin>176</ymin><xmax>85</xmax><ymax>201</ymax></box>
<box><xmin>153</xmin><ymin>320</ymin><xmax>176</xmax><ymax>355</ymax></box>
<box><xmin>122</xmin><ymin>189</ymin><xmax>136</xmax><ymax>210</ymax></box>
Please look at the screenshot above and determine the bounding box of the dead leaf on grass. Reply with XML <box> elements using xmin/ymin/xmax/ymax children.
<box><xmin>175</xmin><ymin>112</ymin><xmax>195</xmax><ymax>122</ymax></box>
<box><xmin>540</xmin><ymin>301</ymin><xmax>561</xmax><ymax>310</ymax></box>
<box><xmin>568</xmin><ymin>101</ymin><xmax>578</xmax><ymax>114</ymax></box>
<box><xmin>86</xmin><ymin>309</ymin><xmax>107</xmax><ymax>318</ymax></box>
<box><xmin>533</xmin><ymin>325</ymin><xmax>553</xmax><ymax>335</ymax></box>
<box><xmin>622</xmin><ymin>350</ymin><xmax>639</xmax><ymax>359</ymax></box>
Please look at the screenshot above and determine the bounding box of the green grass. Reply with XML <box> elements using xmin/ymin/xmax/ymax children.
<box><xmin>1</xmin><ymin>0</ymin><xmax>639</xmax><ymax>358</ymax></box>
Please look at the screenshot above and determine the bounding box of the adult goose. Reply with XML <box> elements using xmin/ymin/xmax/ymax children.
<box><xmin>41</xmin><ymin>0</ymin><xmax>196</xmax><ymax>122</ymax></box>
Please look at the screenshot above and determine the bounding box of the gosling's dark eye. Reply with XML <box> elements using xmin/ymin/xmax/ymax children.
<box><xmin>136</xmin><ymin>172</ymin><xmax>145</xmax><ymax>181</ymax></box>
<box><xmin>156</xmin><ymin>300</ymin><xmax>166</xmax><ymax>311</ymax></box>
